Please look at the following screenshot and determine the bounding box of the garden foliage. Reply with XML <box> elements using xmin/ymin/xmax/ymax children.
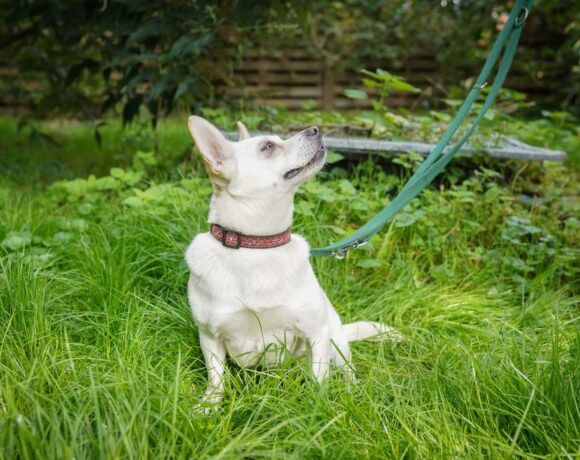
<box><xmin>0</xmin><ymin>106</ymin><xmax>577</xmax><ymax>456</ymax></box>
<box><xmin>1</xmin><ymin>0</ymin><xmax>578</xmax><ymax>123</ymax></box>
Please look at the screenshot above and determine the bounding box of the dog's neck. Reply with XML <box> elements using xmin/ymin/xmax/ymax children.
<box><xmin>208</xmin><ymin>188</ymin><xmax>294</xmax><ymax>236</ymax></box>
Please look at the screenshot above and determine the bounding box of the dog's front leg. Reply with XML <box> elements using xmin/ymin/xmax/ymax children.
<box><xmin>309</xmin><ymin>333</ymin><xmax>331</xmax><ymax>383</ymax></box>
<box><xmin>199</xmin><ymin>331</ymin><xmax>226</xmax><ymax>408</ymax></box>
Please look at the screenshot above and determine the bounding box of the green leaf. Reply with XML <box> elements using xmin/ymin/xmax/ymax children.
<box><xmin>384</xmin><ymin>112</ymin><xmax>411</xmax><ymax>127</ymax></box>
<box><xmin>387</xmin><ymin>77</ymin><xmax>420</xmax><ymax>94</ymax></box>
<box><xmin>78</xmin><ymin>203</ymin><xmax>95</xmax><ymax>216</ymax></box>
<box><xmin>357</xmin><ymin>259</ymin><xmax>382</xmax><ymax>268</ymax></box>
<box><xmin>328</xmin><ymin>225</ymin><xmax>347</xmax><ymax>236</ymax></box>
<box><xmin>325</xmin><ymin>151</ymin><xmax>344</xmax><ymax>164</ymax></box>
<box><xmin>123</xmin><ymin>196</ymin><xmax>144</xmax><ymax>208</ymax></box>
<box><xmin>148</xmin><ymin>75</ymin><xmax>173</xmax><ymax>103</ymax></box>
<box><xmin>95</xmin><ymin>176</ymin><xmax>120</xmax><ymax>191</ymax></box>
<box><xmin>339</xmin><ymin>179</ymin><xmax>356</xmax><ymax>195</ymax></box>
<box><xmin>518</xmin><ymin>194</ymin><xmax>550</xmax><ymax>207</ymax></box>
<box><xmin>294</xmin><ymin>200</ymin><xmax>314</xmax><ymax>216</ymax></box>
<box><xmin>395</xmin><ymin>209</ymin><xmax>426</xmax><ymax>227</ymax></box>
<box><xmin>361</xmin><ymin>78</ymin><xmax>381</xmax><ymax>88</ymax></box>
<box><xmin>128</xmin><ymin>19</ymin><xmax>165</xmax><ymax>44</ymax></box>
<box><xmin>344</xmin><ymin>89</ymin><xmax>368</xmax><ymax>100</ymax></box>
<box><xmin>371</xmin><ymin>100</ymin><xmax>385</xmax><ymax>112</ymax></box>
<box><xmin>2</xmin><ymin>232</ymin><xmax>32</xmax><ymax>251</ymax></box>
<box><xmin>122</xmin><ymin>96</ymin><xmax>143</xmax><ymax>125</ymax></box>
<box><xmin>169</xmin><ymin>33</ymin><xmax>213</xmax><ymax>58</ymax></box>
<box><xmin>109</xmin><ymin>168</ymin><xmax>125</xmax><ymax>179</ymax></box>
<box><xmin>133</xmin><ymin>151</ymin><xmax>158</xmax><ymax>170</ymax></box>
<box><xmin>52</xmin><ymin>231</ymin><xmax>74</xmax><ymax>245</ymax></box>
<box><xmin>360</xmin><ymin>69</ymin><xmax>383</xmax><ymax>81</ymax></box>
<box><xmin>242</xmin><ymin>115</ymin><xmax>264</xmax><ymax>130</ymax></box>
<box><xmin>59</xmin><ymin>218</ymin><xmax>89</xmax><ymax>232</ymax></box>
<box><xmin>174</xmin><ymin>77</ymin><xmax>197</xmax><ymax>101</ymax></box>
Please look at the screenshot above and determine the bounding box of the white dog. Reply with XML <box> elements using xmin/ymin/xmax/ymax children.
<box><xmin>185</xmin><ymin>116</ymin><xmax>401</xmax><ymax>406</ymax></box>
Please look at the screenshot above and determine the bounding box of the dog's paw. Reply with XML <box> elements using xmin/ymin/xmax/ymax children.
<box><xmin>202</xmin><ymin>391</ymin><xmax>223</xmax><ymax>408</ymax></box>
<box><xmin>192</xmin><ymin>386</ymin><xmax>223</xmax><ymax>415</ymax></box>
<box><xmin>194</xmin><ymin>401</ymin><xmax>220</xmax><ymax>415</ymax></box>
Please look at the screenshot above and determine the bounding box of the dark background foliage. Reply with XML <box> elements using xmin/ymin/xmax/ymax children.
<box><xmin>1</xmin><ymin>0</ymin><xmax>578</xmax><ymax>123</ymax></box>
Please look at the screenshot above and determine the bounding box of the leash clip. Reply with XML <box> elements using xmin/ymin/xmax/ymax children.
<box><xmin>515</xmin><ymin>7</ymin><xmax>529</xmax><ymax>28</ymax></box>
<box><xmin>331</xmin><ymin>240</ymin><xmax>368</xmax><ymax>260</ymax></box>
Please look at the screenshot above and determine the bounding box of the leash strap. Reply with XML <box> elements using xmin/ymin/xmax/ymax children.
<box><xmin>310</xmin><ymin>0</ymin><xmax>532</xmax><ymax>258</ymax></box>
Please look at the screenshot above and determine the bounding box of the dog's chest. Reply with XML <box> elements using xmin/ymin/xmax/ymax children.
<box><xmin>186</xmin><ymin>233</ymin><xmax>320</xmax><ymax>365</ymax></box>
<box><xmin>186</xmin><ymin>233</ymin><xmax>314</xmax><ymax>306</ymax></box>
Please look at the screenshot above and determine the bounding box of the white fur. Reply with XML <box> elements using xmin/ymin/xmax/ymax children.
<box><xmin>184</xmin><ymin>117</ymin><xmax>401</xmax><ymax>408</ymax></box>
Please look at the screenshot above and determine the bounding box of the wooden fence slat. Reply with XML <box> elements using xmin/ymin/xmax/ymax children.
<box><xmin>226</xmin><ymin>86</ymin><xmax>323</xmax><ymax>97</ymax></box>
<box><xmin>321</xmin><ymin>62</ymin><xmax>336</xmax><ymax>110</ymax></box>
<box><xmin>235</xmin><ymin>73</ymin><xmax>321</xmax><ymax>84</ymax></box>
<box><xmin>235</xmin><ymin>61</ymin><xmax>324</xmax><ymax>72</ymax></box>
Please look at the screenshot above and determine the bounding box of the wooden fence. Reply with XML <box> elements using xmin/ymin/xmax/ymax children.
<box><xmin>221</xmin><ymin>48</ymin><xmax>435</xmax><ymax>109</ymax></box>
<box><xmin>0</xmin><ymin>18</ymin><xmax>570</xmax><ymax>114</ymax></box>
<box><xmin>217</xmin><ymin>44</ymin><xmax>561</xmax><ymax>110</ymax></box>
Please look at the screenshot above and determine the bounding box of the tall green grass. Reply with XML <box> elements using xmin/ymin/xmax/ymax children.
<box><xmin>0</xmin><ymin>115</ymin><xmax>578</xmax><ymax>458</ymax></box>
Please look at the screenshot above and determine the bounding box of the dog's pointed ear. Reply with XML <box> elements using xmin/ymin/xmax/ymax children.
<box><xmin>188</xmin><ymin>116</ymin><xmax>235</xmax><ymax>179</ymax></box>
<box><xmin>236</xmin><ymin>121</ymin><xmax>250</xmax><ymax>141</ymax></box>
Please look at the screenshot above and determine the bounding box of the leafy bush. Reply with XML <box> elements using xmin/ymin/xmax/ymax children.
<box><xmin>0</xmin><ymin>0</ymin><xmax>307</xmax><ymax>122</ymax></box>
<box><xmin>2</xmin><ymin>0</ymin><xmax>578</xmax><ymax>124</ymax></box>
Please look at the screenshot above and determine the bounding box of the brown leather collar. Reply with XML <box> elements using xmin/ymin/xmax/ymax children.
<box><xmin>210</xmin><ymin>224</ymin><xmax>291</xmax><ymax>249</ymax></box>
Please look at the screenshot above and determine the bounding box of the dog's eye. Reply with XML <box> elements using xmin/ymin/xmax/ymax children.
<box><xmin>262</xmin><ymin>141</ymin><xmax>275</xmax><ymax>152</ymax></box>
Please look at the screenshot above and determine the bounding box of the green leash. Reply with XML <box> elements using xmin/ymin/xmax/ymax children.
<box><xmin>310</xmin><ymin>0</ymin><xmax>532</xmax><ymax>258</ymax></box>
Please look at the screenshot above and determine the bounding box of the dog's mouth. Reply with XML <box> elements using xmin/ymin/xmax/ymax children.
<box><xmin>283</xmin><ymin>144</ymin><xmax>326</xmax><ymax>181</ymax></box>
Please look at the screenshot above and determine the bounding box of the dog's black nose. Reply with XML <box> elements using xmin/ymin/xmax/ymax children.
<box><xmin>306</xmin><ymin>126</ymin><xmax>319</xmax><ymax>137</ymax></box>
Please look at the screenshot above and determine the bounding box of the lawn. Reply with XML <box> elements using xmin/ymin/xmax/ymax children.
<box><xmin>0</xmin><ymin>111</ymin><xmax>578</xmax><ymax>458</ymax></box>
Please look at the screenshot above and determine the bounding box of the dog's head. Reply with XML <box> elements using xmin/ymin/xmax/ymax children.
<box><xmin>187</xmin><ymin>116</ymin><xmax>326</xmax><ymax>197</ymax></box>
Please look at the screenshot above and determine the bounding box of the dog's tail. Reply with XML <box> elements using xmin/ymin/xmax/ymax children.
<box><xmin>342</xmin><ymin>321</ymin><xmax>403</xmax><ymax>343</ymax></box>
